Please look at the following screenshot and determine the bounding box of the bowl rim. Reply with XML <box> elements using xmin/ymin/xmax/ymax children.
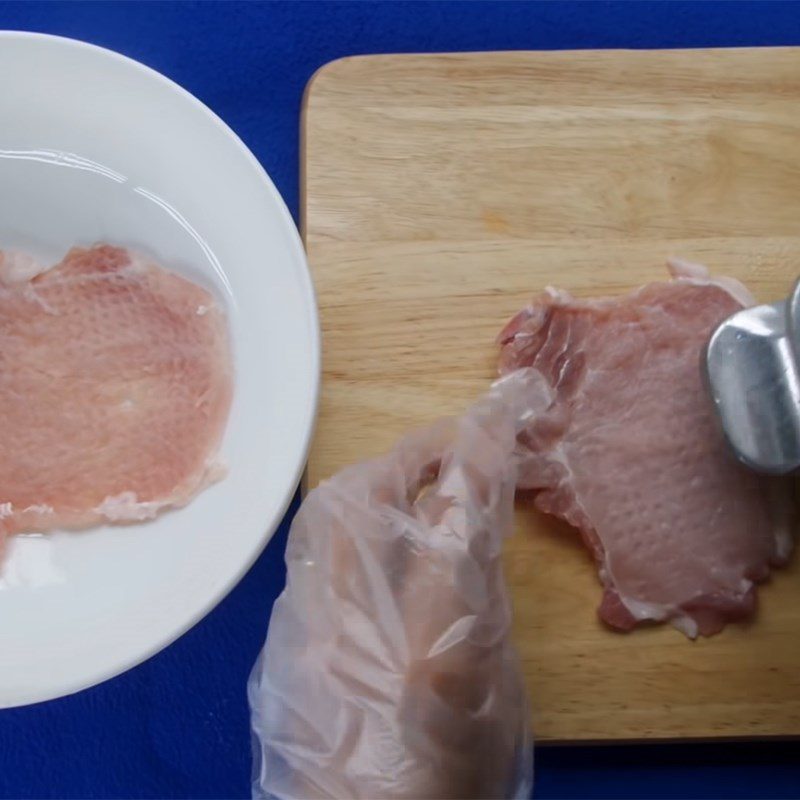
<box><xmin>0</xmin><ymin>29</ymin><xmax>320</xmax><ymax>707</ymax></box>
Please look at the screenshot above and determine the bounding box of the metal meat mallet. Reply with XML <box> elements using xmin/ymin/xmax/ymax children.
<box><xmin>705</xmin><ymin>279</ymin><xmax>800</xmax><ymax>475</ymax></box>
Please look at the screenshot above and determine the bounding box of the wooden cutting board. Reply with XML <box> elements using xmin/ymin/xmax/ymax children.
<box><xmin>302</xmin><ymin>49</ymin><xmax>800</xmax><ymax>742</ymax></box>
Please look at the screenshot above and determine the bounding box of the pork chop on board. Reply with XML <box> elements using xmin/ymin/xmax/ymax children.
<box><xmin>498</xmin><ymin>261</ymin><xmax>794</xmax><ymax>638</ymax></box>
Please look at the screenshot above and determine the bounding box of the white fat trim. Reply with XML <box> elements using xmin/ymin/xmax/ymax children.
<box><xmin>667</xmin><ymin>256</ymin><xmax>755</xmax><ymax>308</ymax></box>
<box><xmin>21</xmin><ymin>504</ymin><xmax>54</xmax><ymax>515</ymax></box>
<box><xmin>203</xmin><ymin>458</ymin><xmax>228</xmax><ymax>485</ymax></box>
<box><xmin>665</xmin><ymin>257</ymin><xmax>710</xmax><ymax>280</ymax></box>
<box><xmin>94</xmin><ymin>491</ymin><xmax>164</xmax><ymax>522</ymax></box>
<box><xmin>670</xmin><ymin>615</ymin><xmax>699</xmax><ymax>639</ymax></box>
<box><xmin>0</xmin><ymin>251</ymin><xmax>48</xmax><ymax>285</ymax></box>
<box><xmin>543</xmin><ymin>285</ymin><xmax>575</xmax><ymax>304</ymax></box>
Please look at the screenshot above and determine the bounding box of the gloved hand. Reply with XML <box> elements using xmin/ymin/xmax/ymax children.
<box><xmin>248</xmin><ymin>369</ymin><xmax>544</xmax><ymax>800</ymax></box>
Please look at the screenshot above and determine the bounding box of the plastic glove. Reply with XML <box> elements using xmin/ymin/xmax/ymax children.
<box><xmin>248</xmin><ymin>369</ymin><xmax>545</xmax><ymax>800</ymax></box>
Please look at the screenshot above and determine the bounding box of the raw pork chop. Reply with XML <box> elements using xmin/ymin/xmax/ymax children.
<box><xmin>0</xmin><ymin>244</ymin><xmax>232</xmax><ymax>547</ymax></box>
<box><xmin>498</xmin><ymin>260</ymin><xmax>794</xmax><ymax>638</ymax></box>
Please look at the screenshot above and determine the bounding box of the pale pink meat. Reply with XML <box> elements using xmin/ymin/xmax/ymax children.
<box><xmin>498</xmin><ymin>261</ymin><xmax>794</xmax><ymax>638</ymax></box>
<box><xmin>0</xmin><ymin>244</ymin><xmax>233</xmax><ymax>546</ymax></box>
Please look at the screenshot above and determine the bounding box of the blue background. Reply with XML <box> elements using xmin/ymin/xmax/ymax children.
<box><xmin>0</xmin><ymin>1</ymin><xmax>799</xmax><ymax>798</ymax></box>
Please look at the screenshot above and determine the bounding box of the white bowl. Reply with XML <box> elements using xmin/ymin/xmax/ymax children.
<box><xmin>0</xmin><ymin>32</ymin><xmax>319</xmax><ymax>708</ymax></box>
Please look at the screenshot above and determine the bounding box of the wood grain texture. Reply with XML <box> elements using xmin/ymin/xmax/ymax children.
<box><xmin>303</xmin><ymin>49</ymin><xmax>800</xmax><ymax>742</ymax></box>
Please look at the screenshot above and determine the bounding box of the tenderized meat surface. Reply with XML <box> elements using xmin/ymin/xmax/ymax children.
<box><xmin>498</xmin><ymin>260</ymin><xmax>794</xmax><ymax>638</ymax></box>
<box><xmin>0</xmin><ymin>244</ymin><xmax>233</xmax><ymax>547</ymax></box>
